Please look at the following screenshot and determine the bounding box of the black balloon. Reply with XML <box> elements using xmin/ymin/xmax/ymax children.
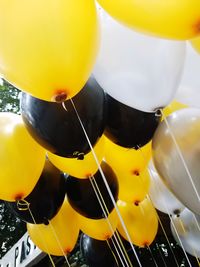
<box><xmin>6</xmin><ymin>160</ymin><xmax>66</xmax><ymax>224</ymax></box>
<box><xmin>65</xmin><ymin>161</ymin><xmax>119</xmax><ymax>219</ymax></box>
<box><xmin>21</xmin><ymin>76</ymin><xmax>106</xmax><ymax>158</ymax></box>
<box><xmin>104</xmin><ymin>94</ymin><xmax>161</xmax><ymax>148</ymax></box>
<box><xmin>81</xmin><ymin>234</ymin><xmax>119</xmax><ymax>267</ymax></box>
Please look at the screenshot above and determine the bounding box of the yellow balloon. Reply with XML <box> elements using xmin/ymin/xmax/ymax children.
<box><xmin>0</xmin><ymin>113</ymin><xmax>46</xmax><ymax>201</ymax></box>
<box><xmin>48</xmin><ymin>137</ymin><xmax>105</xmax><ymax>179</ymax></box>
<box><xmin>78</xmin><ymin>209</ymin><xmax>119</xmax><ymax>240</ymax></box>
<box><xmin>97</xmin><ymin>0</ymin><xmax>200</xmax><ymax>40</ymax></box>
<box><xmin>117</xmin><ymin>168</ymin><xmax>150</xmax><ymax>204</ymax></box>
<box><xmin>27</xmin><ymin>198</ymin><xmax>79</xmax><ymax>256</ymax></box>
<box><xmin>191</xmin><ymin>36</ymin><xmax>200</xmax><ymax>53</ymax></box>
<box><xmin>0</xmin><ymin>0</ymin><xmax>99</xmax><ymax>101</ymax></box>
<box><xmin>105</xmin><ymin>137</ymin><xmax>151</xmax><ymax>175</ymax></box>
<box><xmin>163</xmin><ymin>101</ymin><xmax>188</xmax><ymax>118</ymax></box>
<box><xmin>117</xmin><ymin>198</ymin><xmax>158</xmax><ymax>247</ymax></box>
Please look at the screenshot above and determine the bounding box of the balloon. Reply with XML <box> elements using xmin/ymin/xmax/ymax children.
<box><xmin>104</xmin><ymin>94</ymin><xmax>161</xmax><ymax>148</ymax></box>
<box><xmin>21</xmin><ymin>77</ymin><xmax>106</xmax><ymax>158</ymax></box>
<box><xmin>93</xmin><ymin>10</ymin><xmax>186</xmax><ymax>112</ymax></box>
<box><xmin>152</xmin><ymin>108</ymin><xmax>200</xmax><ymax>215</ymax></box>
<box><xmin>65</xmin><ymin>161</ymin><xmax>119</xmax><ymax>219</ymax></box>
<box><xmin>6</xmin><ymin>160</ymin><xmax>66</xmax><ymax>224</ymax></box>
<box><xmin>48</xmin><ymin>137</ymin><xmax>105</xmax><ymax>179</ymax></box>
<box><xmin>175</xmin><ymin>43</ymin><xmax>200</xmax><ymax>109</ymax></box>
<box><xmin>105</xmin><ymin>137</ymin><xmax>152</xmax><ymax>175</ymax></box>
<box><xmin>149</xmin><ymin>162</ymin><xmax>185</xmax><ymax>216</ymax></box>
<box><xmin>117</xmin><ymin>168</ymin><xmax>150</xmax><ymax>204</ymax></box>
<box><xmin>81</xmin><ymin>234</ymin><xmax>120</xmax><ymax>267</ymax></box>
<box><xmin>0</xmin><ymin>113</ymin><xmax>45</xmax><ymax>201</ymax></box>
<box><xmin>0</xmin><ymin>0</ymin><xmax>99</xmax><ymax>102</ymax></box>
<box><xmin>78</xmin><ymin>209</ymin><xmax>119</xmax><ymax>241</ymax></box>
<box><xmin>162</xmin><ymin>101</ymin><xmax>188</xmax><ymax>118</ymax></box>
<box><xmin>191</xmin><ymin>36</ymin><xmax>200</xmax><ymax>54</ymax></box>
<box><xmin>97</xmin><ymin>0</ymin><xmax>200</xmax><ymax>40</ymax></box>
<box><xmin>117</xmin><ymin>198</ymin><xmax>158</xmax><ymax>247</ymax></box>
<box><xmin>171</xmin><ymin>209</ymin><xmax>200</xmax><ymax>258</ymax></box>
<box><xmin>27</xmin><ymin>198</ymin><xmax>79</xmax><ymax>256</ymax></box>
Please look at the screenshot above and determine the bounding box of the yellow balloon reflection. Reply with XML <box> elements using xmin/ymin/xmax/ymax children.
<box><xmin>0</xmin><ymin>113</ymin><xmax>45</xmax><ymax>201</ymax></box>
<box><xmin>162</xmin><ymin>100</ymin><xmax>188</xmax><ymax>118</ymax></box>
<box><xmin>48</xmin><ymin>137</ymin><xmax>105</xmax><ymax>179</ymax></box>
<box><xmin>0</xmin><ymin>0</ymin><xmax>99</xmax><ymax>101</ymax></box>
<box><xmin>191</xmin><ymin>36</ymin><xmax>200</xmax><ymax>54</ymax></box>
<box><xmin>117</xmin><ymin>198</ymin><xmax>158</xmax><ymax>247</ymax></box>
<box><xmin>27</xmin><ymin>198</ymin><xmax>80</xmax><ymax>256</ymax></box>
<box><xmin>78</xmin><ymin>209</ymin><xmax>118</xmax><ymax>240</ymax></box>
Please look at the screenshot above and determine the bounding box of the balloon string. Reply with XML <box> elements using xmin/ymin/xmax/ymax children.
<box><xmin>170</xmin><ymin>218</ymin><xmax>193</xmax><ymax>267</ymax></box>
<box><xmin>160</xmin><ymin>109</ymin><xmax>200</xmax><ymax>202</ymax></box>
<box><xmin>17</xmin><ymin>200</ymin><xmax>56</xmax><ymax>267</ymax></box>
<box><xmin>48</xmin><ymin>220</ymin><xmax>71</xmax><ymax>267</ymax></box>
<box><xmin>91</xmin><ymin>175</ymin><xmax>133</xmax><ymax>266</ymax></box>
<box><xmin>193</xmin><ymin>214</ymin><xmax>200</xmax><ymax>232</ymax></box>
<box><xmin>155</xmin><ymin>243</ymin><xmax>168</xmax><ymax>267</ymax></box>
<box><xmin>137</xmin><ymin>148</ymin><xmax>182</xmax><ymax>267</ymax></box>
<box><xmin>146</xmin><ymin>245</ymin><xmax>159</xmax><ymax>267</ymax></box>
<box><xmin>137</xmin><ymin>146</ymin><xmax>179</xmax><ymax>267</ymax></box>
<box><xmin>89</xmin><ymin>176</ymin><xmax>130</xmax><ymax>267</ymax></box>
<box><xmin>106</xmin><ymin>238</ymin><xmax>120</xmax><ymax>267</ymax></box>
<box><xmin>68</xmin><ymin>99</ymin><xmax>143</xmax><ymax>267</ymax></box>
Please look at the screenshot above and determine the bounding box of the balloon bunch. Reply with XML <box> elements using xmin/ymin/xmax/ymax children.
<box><xmin>0</xmin><ymin>0</ymin><xmax>200</xmax><ymax>266</ymax></box>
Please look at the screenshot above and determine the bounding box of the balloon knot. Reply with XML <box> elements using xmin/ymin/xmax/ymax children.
<box><xmin>64</xmin><ymin>248</ymin><xmax>71</xmax><ymax>254</ymax></box>
<box><xmin>132</xmin><ymin>170</ymin><xmax>140</xmax><ymax>176</ymax></box>
<box><xmin>43</xmin><ymin>218</ymin><xmax>49</xmax><ymax>225</ymax></box>
<box><xmin>53</xmin><ymin>90</ymin><xmax>68</xmax><ymax>102</ymax></box>
<box><xmin>143</xmin><ymin>241</ymin><xmax>149</xmax><ymax>248</ymax></box>
<box><xmin>134</xmin><ymin>200</ymin><xmax>140</xmax><ymax>206</ymax></box>
<box><xmin>173</xmin><ymin>209</ymin><xmax>181</xmax><ymax>216</ymax></box>
<box><xmin>104</xmin><ymin>234</ymin><xmax>111</xmax><ymax>240</ymax></box>
<box><xmin>15</xmin><ymin>193</ymin><xmax>24</xmax><ymax>201</ymax></box>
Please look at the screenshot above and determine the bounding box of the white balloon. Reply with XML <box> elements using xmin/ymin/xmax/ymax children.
<box><xmin>93</xmin><ymin>10</ymin><xmax>186</xmax><ymax>112</ymax></box>
<box><xmin>149</xmin><ymin>162</ymin><xmax>185</xmax><ymax>216</ymax></box>
<box><xmin>171</xmin><ymin>209</ymin><xmax>200</xmax><ymax>258</ymax></box>
<box><xmin>176</xmin><ymin>43</ymin><xmax>200</xmax><ymax>108</ymax></box>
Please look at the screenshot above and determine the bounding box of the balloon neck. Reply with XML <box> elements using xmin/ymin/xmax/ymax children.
<box><xmin>173</xmin><ymin>209</ymin><xmax>181</xmax><ymax>217</ymax></box>
<box><xmin>43</xmin><ymin>218</ymin><xmax>50</xmax><ymax>226</ymax></box>
<box><xmin>134</xmin><ymin>200</ymin><xmax>140</xmax><ymax>206</ymax></box>
<box><xmin>132</xmin><ymin>170</ymin><xmax>140</xmax><ymax>176</ymax></box>
<box><xmin>155</xmin><ymin>108</ymin><xmax>162</xmax><ymax>117</ymax></box>
<box><xmin>52</xmin><ymin>91</ymin><xmax>68</xmax><ymax>102</ymax></box>
<box><xmin>73</xmin><ymin>152</ymin><xmax>85</xmax><ymax>160</ymax></box>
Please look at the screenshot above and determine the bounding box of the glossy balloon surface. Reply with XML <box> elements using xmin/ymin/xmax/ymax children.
<box><xmin>176</xmin><ymin>43</ymin><xmax>200</xmax><ymax>109</ymax></box>
<box><xmin>117</xmin><ymin>199</ymin><xmax>158</xmax><ymax>247</ymax></box>
<box><xmin>97</xmin><ymin>0</ymin><xmax>200</xmax><ymax>40</ymax></box>
<box><xmin>104</xmin><ymin>94</ymin><xmax>161</xmax><ymax>148</ymax></box>
<box><xmin>27</xmin><ymin>198</ymin><xmax>79</xmax><ymax>256</ymax></box>
<box><xmin>149</xmin><ymin>162</ymin><xmax>185</xmax><ymax>216</ymax></box>
<box><xmin>0</xmin><ymin>113</ymin><xmax>45</xmax><ymax>201</ymax></box>
<box><xmin>153</xmin><ymin>108</ymin><xmax>200</xmax><ymax>215</ymax></box>
<box><xmin>171</xmin><ymin>209</ymin><xmax>200</xmax><ymax>258</ymax></box>
<box><xmin>48</xmin><ymin>137</ymin><xmax>105</xmax><ymax>179</ymax></box>
<box><xmin>66</xmin><ymin>161</ymin><xmax>119</xmax><ymax>219</ymax></box>
<box><xmin>81</xmin><ymin>234</ymin><xmax>120</xmax><ymax>267</ymax></box>
<box><xmin>78</xmin><ymin>209</ymin><xmax>118</xmax><ymax>241</ymax></box>
<box><xmin>21</xmin><ymin>77</ymin><xmax>106</xmax><ymax>157</ymax></box>
<box><xmin>117</xmin><ymin>168</ymin><xmax>150</xmax><ymax>204</ymax></box>
<box><xmin>94</xmin><ymin>10</ymin><xmax>185</xmax><ymax>112</ymax></box>
<box><xmin>0</xmin><ymin>0</ymin><xmax>99</xmax><ymax>101</ymax></box>
<box><xmin>7</xmin><ymin>160</ymin><xmax>66</xmax><ymax>224</ymax></box>
<box><xmin>105</xmin><ymin>137</ymin><xmax>151</xmax><ymax>175</ymax></box>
